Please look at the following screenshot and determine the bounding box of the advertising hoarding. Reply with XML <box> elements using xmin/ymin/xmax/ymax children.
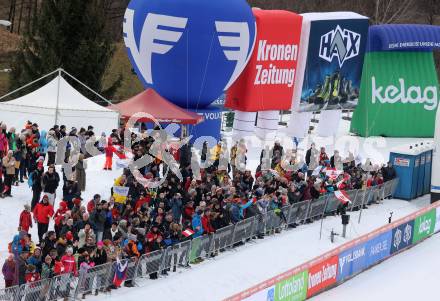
<box><xmin>274</xmin><ymin>270</ymin><xmax>308</xmax><ymax>301</ymax></box>
<box><xmin>293</xmin><ymin>14</ymin><xmax>369</xmax><ymax>112</ymax></box>
<box><xmin>364</xmin><ymin>231</ymin><xmax>392</xmax><ymax>267</ymax></box>
<box><xmin>307</xmin><ymin>255</ymin><xmax>338</xmax><ymax>298</ymax></box>
<box><xmin>390</xmin><ymin>220</ymin><xmax>414</xmax><ymax>254</ymax></box>
<box><xmin>226</xmin><ymin>9</ymin><xmax>303</xmax><ymax>112</ymax></box>
<box><xmin>350</xmin><ymin>51</ymin><xmax>439</xmax><ymax>137</ymax></box>
<box><xmin>413</xmin><ymin>208</ymin><xmax>436</xmax><ymax>243</ymax></box>
<box><xmin>337</xmin><ymin>242</ymin><xmax>367</xmax><ymax>282</ymax></box>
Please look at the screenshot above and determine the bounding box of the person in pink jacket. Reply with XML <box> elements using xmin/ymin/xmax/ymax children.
<box><xmin>0</xmin><ymin>123</ymin><xmax>8</xmax><ymax>158</ymax></box>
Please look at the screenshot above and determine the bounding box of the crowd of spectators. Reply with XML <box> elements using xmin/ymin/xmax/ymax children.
<box><xmin>0</xmin><ymin>120</ymin><xmax>396</xmax><ymax>291</ymax></box>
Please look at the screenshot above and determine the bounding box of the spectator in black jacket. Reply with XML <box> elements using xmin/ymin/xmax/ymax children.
<box><xmin>93</xmin><ymin>241</ymin><xmax>107</xmax><ymax>266</ymax></box>
<box><xmin>42</xmin><ymin>165</ymin><xmax>60</xmax><ymax>205</ymax></box>
<box><xmin>382</xmin><ymin>162</ymin><xmax>397</xmax><ymax>182</ymax></box>
<box><xmin>30</xmin><ymin>163</ymin><xmax>44</xmax><ymax>210</ymax></box>
<box><xmin>90</xmin><ymin>203</ymin><xmax>106</xmax><ymax>242</ymax></box>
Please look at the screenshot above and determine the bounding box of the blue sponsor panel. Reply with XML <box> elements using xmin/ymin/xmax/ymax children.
<box><xmin>187</xmin><ymin>106</ymin><xmax>222</xmax><ymax>144</ymax></box>
<box><xmin>123</xmin><ymin>0</ymin><xmax>256</xmax><ymax>109</ymax></box>
<box><xmin>299</xmin><ymin>18</ymin><xmax>369</xmax><ymax>112</ymax></box>
<box><xmin>337</xmin><ymin>242</ymin><xmax>367</xmax><ymax>282</ymax></box>
<box><xmin>365</xmin><ymin>230</ymin><xmax>392</xmax><ymax>267</ymax></box>
<box><xmin>390</xmin><ymin>220</ymin><xmax>414</xmax><ymax>254</ymax></box>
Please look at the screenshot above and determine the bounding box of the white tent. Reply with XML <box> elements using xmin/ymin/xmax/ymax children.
<box><xmin>0</xmin><ymin>69</ymin><xmax>119</xmax><ymax>135</ymax></box>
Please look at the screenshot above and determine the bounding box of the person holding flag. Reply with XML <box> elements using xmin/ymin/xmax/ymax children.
<box><xmin>112</xmin><ymin>256</ymin><xmax>128</xmax><ymax>288</ymax></box>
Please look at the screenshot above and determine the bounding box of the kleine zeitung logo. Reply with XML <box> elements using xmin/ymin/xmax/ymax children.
<box><xmin>371</xmin><ymin>76</ymin><xmax>438</xmax><ymax>111</ymax></box>
<box><xmin>319</xmin><ymin>25</ymin><xmax>361</xmax><ymax>67</ymax></box>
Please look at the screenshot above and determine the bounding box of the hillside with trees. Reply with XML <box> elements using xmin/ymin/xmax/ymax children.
<box><xmin>0</xmin><ymin>0</ymin><xmax>438</xmax><ymax>101</ymax></box>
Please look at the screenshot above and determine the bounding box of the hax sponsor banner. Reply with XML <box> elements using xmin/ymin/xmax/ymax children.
<box><xmin>337</xmin><ymin>242</ymin><xmax>367</xmax><ymax>282</ymax></box>
<box><xmin>307</xmin><ymin>255</ymin><xmax>338</xmax><ymax>298</ymax></box>
<box><xmin>295</xmin><ymin>14</ymin><xmax>369</xmax><ymax>112</ymax></box>
<box><xmin>390</xmin><ymin>220</ymin><xmax>414</xmax><ymax>254</ymax></box>
<box><xmin>226</xmin><ymin>9</ymin><xmax>303</xmax><ymax>112</ymax></box>
<box><xmin>274</xmin><ymin>270</ymin><xmax>308</xmax><ymax>301</ymax></box>
<box><xmin>413</xmin><ymin>208</ymin><xmax>436</xmax><ymax>243</ymax></box>
<box><xmin>365</xmin><ymin>231</ymin><xmax>392</xmax><ymax>267</ymax></box>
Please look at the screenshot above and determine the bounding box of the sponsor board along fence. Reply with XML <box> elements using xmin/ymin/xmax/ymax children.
<box><xmin>224</xmin><ymin>191</ymin><xmax>440</xmax><ymax>301</ymax></box>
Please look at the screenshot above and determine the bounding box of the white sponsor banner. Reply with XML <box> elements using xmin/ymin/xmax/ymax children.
<box><xmin>113</xmin><ymin>186</ymin><xmax>129</xmax><ymax>196</ymax></box>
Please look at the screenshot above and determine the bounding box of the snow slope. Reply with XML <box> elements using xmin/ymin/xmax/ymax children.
<box><xmin>313</xmin><ymin>232</ymin><xmax>440</xmax><ymax>301</ymax></box>
<box><xmin>87</xmin><ymin>196</ymin><xmax>429</xmax><ymax>301</ymax></box>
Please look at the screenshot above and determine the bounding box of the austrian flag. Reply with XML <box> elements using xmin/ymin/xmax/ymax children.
<box><xmin>334</xmin><ymin>190</ymin><xmax>352</xmax><ymax>205</ymax></box>
<box><xmin>182</xmin><ymin>229</ymin><xmax>195</xmax><ymax>238</ymax></box>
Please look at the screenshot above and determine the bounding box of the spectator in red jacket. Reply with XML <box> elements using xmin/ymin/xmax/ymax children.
<box><xmin>19</xmin><ymin>204</ymin><xmax>33</xmax><ymax>233</ymax></box>
<box><xmin>61</xmin><ymin>247</ymin><xmax>77</xmax><ymax>275</ymax></box>
<box><xmin>25</xmin><ymin>264</ymin><xmax>40</xmax><ymax>283</ymax></box>
<box><xmin>201</xmin><ymin>209</ymin><xmax>215</xmax><ymax>234</ymax></box>
<box><xmin>87</xmin><ymin>194</ymin><xmax>101</xmax><ymax>213</ymax></box>
<box><xmin>33</xmin><ymin>195</ymin><xmax>54</xmax><ymax>243</ymax></box>
<box><xmin>134</xmin><ymin>192</ymin><xmax>151</xmax><ymax>213</ymax></box>
<box><xmin>182</xmin><ymin>201</ymin><xmax>195</xmax><ymax>225</ymax></box>
<box><xmin>103</xmin><ymin>137</ymin><xmax>115</xmax><ymax>170</ymax></box>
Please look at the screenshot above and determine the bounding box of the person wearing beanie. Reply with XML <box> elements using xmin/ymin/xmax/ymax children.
<box><xmin>61</xmin><ymin>246</ymin><xmax>77</xmax><ymax>275</ymax></box>
<box><xmin>47</xmin><ymin>129</ymin><xmax>58</xmax><ymax>166</ymax></box>
<box><xmin>19</xmin><ymin>204</ymin><xmax>33</xmax><ymax>233</ymax></box>
<box><xmin>33</xmin><ymin>195</ymin><xmax>54</xmax><ymax>243</ymax></box>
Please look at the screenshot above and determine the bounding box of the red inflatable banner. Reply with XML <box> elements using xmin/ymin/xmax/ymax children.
<box><xmin>225</xmin><ymin>9</ymin><xmax>303</xmax><ymax>112</ymax></box>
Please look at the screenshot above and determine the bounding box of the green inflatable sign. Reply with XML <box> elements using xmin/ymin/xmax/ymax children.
<box><xmin>274</xmin><ymin>270</ymin><xmax>308</xmax><ymax>301</ymax></box>
<box><xmin>351</xmin><ymin>51</ymin><xmax>439</xmax><ymax>137</ymax></box>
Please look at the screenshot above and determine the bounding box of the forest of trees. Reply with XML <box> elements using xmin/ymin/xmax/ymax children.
<box><xmin>1</xmin><ymin>0</ymin><xmax>438</xmax><ymax>39</ymax></box>
<box><xmin>0</xmin><ymin>0</ymin><xmax>438</xmax><ymax>100</ymax></box>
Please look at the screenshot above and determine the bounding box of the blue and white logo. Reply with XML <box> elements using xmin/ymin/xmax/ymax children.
<box><xmin>319</xmin><ymin>25</ymin><xmax>361</xmax><ymax>67</ymax></box>
<box><xmin>123</xmin><ymin>0</ymin><xmax>256</xmax><ymax>109</ymax></box>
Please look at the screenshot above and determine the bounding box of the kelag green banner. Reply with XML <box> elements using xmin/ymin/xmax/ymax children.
<box><xmin>413</xmin><ymin>209</ymin><xmax>436</xmax><ymax>243</ymax></box>
<box><xmin>274</xmin><ymin>270</ymin><xmax>308</xmax><ymax>301</ymax></box>
<box><xmin>351</xmin><ymin>51</ymin><xmax>439</xmax><ymax>137</ymax></box>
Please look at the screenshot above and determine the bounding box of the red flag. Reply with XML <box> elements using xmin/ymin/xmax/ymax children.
<box><xmin>334</xmin><ymin>190</ymin><xmax>352</xmax><ymax>204</ymax></box>
<box><xmin>113</xmin><ymin>258</ymin><xmax>128</xmax><ymax>287</ymax></box>
<box><xmin>182</xmin><ymin>229</ymin><xmax>195</xmax><ymax>238</ymax></box>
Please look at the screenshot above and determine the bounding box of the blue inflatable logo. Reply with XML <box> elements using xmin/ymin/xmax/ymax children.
<box><xmin>123</xmin><ymin>0</ymin><xmax>256</xmax><ymax>109</ymax></box>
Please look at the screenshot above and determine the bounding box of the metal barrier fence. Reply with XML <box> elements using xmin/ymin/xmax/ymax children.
<box><xmin>0</xmin><ymin>179</ymin><xmax>399</xmax><ymax>301</ymax></box>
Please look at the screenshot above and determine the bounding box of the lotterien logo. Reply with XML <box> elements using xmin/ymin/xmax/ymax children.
<box><xmin>319</xmin><ymin>25</ymin><xmax>361</xmax><ymax>67</ymax></box>
<box><xmin>371</xmin><ymin>77</ymin><xmax>438</xmax><ymax>111</ymax></box>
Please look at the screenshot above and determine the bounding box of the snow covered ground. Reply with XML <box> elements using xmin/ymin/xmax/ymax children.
<box><xmin>313</xmin><ymin>232</ymin><xmax>440</xmax><ymax>301</ymax></box>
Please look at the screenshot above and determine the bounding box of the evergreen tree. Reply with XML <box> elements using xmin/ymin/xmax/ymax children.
<box><xmin>10</xmin><ymin>0</ymin><xmax>121</xmax><ymax>100</ymax></box>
